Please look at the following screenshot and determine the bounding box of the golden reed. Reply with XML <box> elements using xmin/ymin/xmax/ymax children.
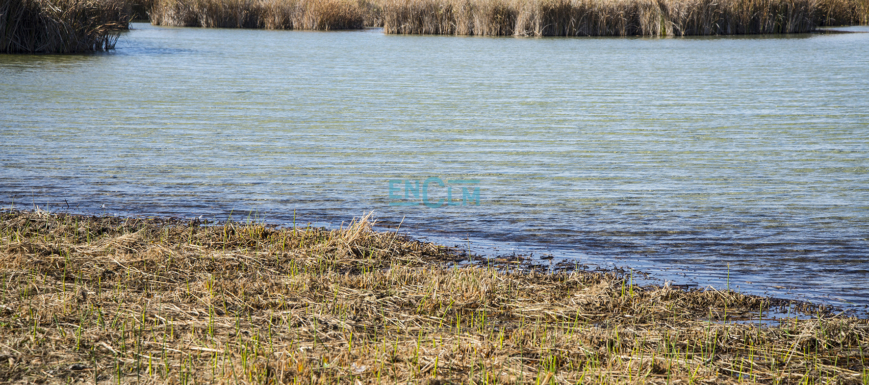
<box><xmin>145</xmin><ymin>0</ymin><xmax>865</xmax><ymax>33</ymax></box>
<box><xmin>0</xmin><ymin>0</ymin><xmax>131</xmax><ymax>53</ymax></box>
<box><xmin>818</xmin><ymin>0</ymin><xmax>868</xmax><ymax>24</ymax></box>
<box><xmin>148</xmin><ymin>0</ymin><xmax>371</xmax><ymax>29</ymax></box>
<box><xmin>381</xmin><ymin>0</ymin><xmax>867</xmax><ymax>36</ymax></box>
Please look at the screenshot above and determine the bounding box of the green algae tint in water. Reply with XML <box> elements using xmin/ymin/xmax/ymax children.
<box><xmin>1</xmin><ymin>24</ymin><xmax>868</xmax><ymax>310</ymax></box>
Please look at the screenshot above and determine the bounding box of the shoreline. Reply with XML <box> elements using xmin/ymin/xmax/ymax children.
<box><xmin>6</xmin><ymin>203</ymin><xmax>859</xmax><ymax>316</ymax></box>
<box><xmin>1</xmin><ymin>209</ymin><xmax>866</xmax><ymax>383</ymax></box>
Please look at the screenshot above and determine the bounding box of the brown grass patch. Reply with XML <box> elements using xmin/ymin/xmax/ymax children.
<box><xmin>0</xmin><ymin>210</ymin><xmax>867</xmax><ymax>383</ymax></box>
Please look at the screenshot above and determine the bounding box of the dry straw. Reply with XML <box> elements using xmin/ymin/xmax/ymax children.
<box><xmin>1</xmin><ymin>210</ymin><xmax>867</xmax><ymax>383</ymax></box>
<box><xmin>0</xmin><ymin>0</ymin><xmax>131</xmax><ymax>53</ymax></box>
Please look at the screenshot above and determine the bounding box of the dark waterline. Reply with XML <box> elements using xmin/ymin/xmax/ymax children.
<box><xmin>1</xmin><ymin>23</ymin><xmax>868</xmax><ymax>312</ymax></box>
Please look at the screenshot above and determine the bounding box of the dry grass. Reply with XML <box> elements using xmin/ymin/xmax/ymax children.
<box><xmin>0</xmin><ymin>210</ymin><xmax>867</xmax><ymax>384</ymax></box>
<box><xmin>817</xmin><ymin>0</ymin><xmax>868</xmax><ymax>24</ymax></box>
<box><xmin>0</xmin><ymin>0</ymin><xmax>131</xmax><ymax>53</ymax></box>
<box><xmin>142</xmin><ymin>0</ymin><xmax>866</xmax><ymax>33</ymax></box>
<box><xmin>148</xmin><ymin>0</ymin><xmax>368</xmax><ymax>29</ymax></box>
<box><xmin>381</xmin><ymin>0</ymin><xmax>868</xmax><ymax>36</ymax></box>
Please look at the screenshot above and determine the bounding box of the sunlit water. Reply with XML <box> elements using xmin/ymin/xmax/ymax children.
<box><xmin>1</xmin><ymin>23</ymin><xmax>867</xmax><ymax>311</ymax></box>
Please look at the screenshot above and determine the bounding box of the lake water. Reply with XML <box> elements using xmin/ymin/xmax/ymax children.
<box><xmin>1</xmin><ymin>23</ymin><xmax>867</xmax><ymax>311</ymax></box>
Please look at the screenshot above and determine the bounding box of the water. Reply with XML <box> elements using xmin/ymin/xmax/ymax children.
<box><xmin>1</xmin><ymin>24</ymin><xmax>867</xmax><ymax>311</ymax></box>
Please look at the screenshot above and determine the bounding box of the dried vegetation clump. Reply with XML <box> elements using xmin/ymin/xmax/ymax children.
<box><xmin>148</xmin><ymin>0</ymin><xmax>370</xmax><ymax>29</ymax></box>
<box><xmin>0</xmin><ymin>0</ymin><xmax>131</xmax><ymax>53</ymax></box>
<box><xmin>817</xmin><ymin>0</ymin><xmax>868</xmax><ymax>24</ymax></box>
<box><xmin>0</xmin><ymin>210</ymin><xmax>867</xmax><ymax>384</ymax></box>
<box><xmin>381</xmin><ymin>0</ymin><xmax>867</xmax><ymax>36</ymax></box>
<box><xmin>141</xmin><ymin>0</ymin><xmax>866</xmax><ymax>33</ymax></box>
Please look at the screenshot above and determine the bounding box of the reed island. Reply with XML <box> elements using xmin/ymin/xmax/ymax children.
<box><xmin>1</xmin><ymin>0</ymin><xmax>866</xmax><ymax>52</ymax></box>
<box><xmin>1</xmin><ymin>210</ymin><xmax>866</xmax><ymax>383</ymax></box>
<box><xmin>145</xmin><ymin>0</ymin><xmax>868</xmax><ymax>35</ymax></box>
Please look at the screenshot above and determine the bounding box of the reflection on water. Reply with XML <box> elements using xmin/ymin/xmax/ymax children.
<box><xmin>1</xmin><ymin>24</ymin><xmax>867</xmax><ymax>311</ymax></box>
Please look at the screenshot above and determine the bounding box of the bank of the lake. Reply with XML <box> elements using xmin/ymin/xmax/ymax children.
<box><xmin>1</xmin><ymin>210</ymin><xmax>866</xmax><ymax>384</ymax></box>
<box><xmin>2</xmin><ymin>22</ymin><xmax>868</xmax><ymax>312</ymax></box>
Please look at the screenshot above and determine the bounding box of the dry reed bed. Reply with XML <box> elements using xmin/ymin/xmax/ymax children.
<box><xmin>144</xmin><ymin>0</ymin><xmax>866</xmax><ymax>34</ymax></box>
<box><xmin>148</xmin><ymin>0</ymin><xmax>378</xmax><ymax>29</ymax></box>
<box><xmin>381</xmin><ymin>0</ymin><xmax>866</xmax><ymax>36</ymax></box>
<box><xmin>817</xmin><ymin>0</ymin><xmax>868</xmax><ymax>24</ymax></box>
<box><xmin>0</xmin><ymin>0</ymin><xmax>131</xmax><ymax>53</ymax></box>
<box><xmin>0</xmin><ymin>210</ymin><xmax>867</xmax><ymax>384</ymax></box>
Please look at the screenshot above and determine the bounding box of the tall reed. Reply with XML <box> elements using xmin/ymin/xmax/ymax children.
<box><xmin>381</xmin><ymin>0</ymin><xmax>865</xmax><ymax>36</ymax></box>
<box><xmin>149</xmin><ymin>0</ymin><xmax>367</xmax><ymax>29</ymax></box>
<box><xmin>146</xmin><ymin>0</ymin><xmax>864</xmax><ymax>32</ymax></box>
<box><xmin>817</xmin><ymin>0</ymin><xmax>868</xmax><ymax>24</ymax></box>
<box><xmin>0</xmin><ymin>0</ymin><xmax>131</xmax><ymax>53</ymax></box>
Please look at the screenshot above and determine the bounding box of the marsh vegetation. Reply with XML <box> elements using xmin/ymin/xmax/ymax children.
<box><xmin>1</xmin><ymin>210</ymin><xmax>866</xmax><ymax>383</ymax></box>
<box><xmin>0</xmin><ymin>0</ymin><xmax>131</xmax><ymax>53</ymax></box>
<box><xmin>3</xmin><ymin>0</ymin><xmax>863</xmax><ymax>51</ymax></box>
<box><xmin>147</xmin><ymin>0</ymin><xmax>376</xmax><ymax>30</ymax></box>
<box><xmin>141</xmin><ymin>0</ymin><xmax>867</xmax><ymax>34</ymax></box>
<box><xmin>380</xmin><ymin>0</ymin><xmax>867</xmax><ymax>36</ymax></box>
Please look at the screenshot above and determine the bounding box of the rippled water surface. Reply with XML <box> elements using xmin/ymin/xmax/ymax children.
<box><xmin>1</xmin><ymin>24</ymin><xmax>867</xmax><ymax>310</ymax></box>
